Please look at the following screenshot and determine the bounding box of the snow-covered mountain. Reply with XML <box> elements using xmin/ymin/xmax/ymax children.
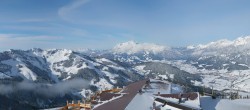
<box><xmin>0</xmin><ymin>48</ymin><xmax>141</xmax><ymax>83</ymax></box>
<box><xmin>2</xmin><ymin>36</ymin><xmax>250</xmax><ymax>109</ymax></box>
<box><xmin>180</xmin><ymin>37</ymin><xmax>250</xmax><ymax>93</ymax></box>
<box><xmin>0</xmin><ymin>48</ymin><xmax>142</xmax><ymax>109</ymax></box>
<box><xmin>89</xmin><ymin>38</ymin><xmax>250</xmax><ymax>93</ymax></box>
<box><xmin>86</xmin><ymin>41</ymin><xmax>181</xmax><ymax>65</ymax></box>
<box><xmin>189</xmin><ymin>36</ymin><xmax>250</xmax><ymax>51</ymax></box>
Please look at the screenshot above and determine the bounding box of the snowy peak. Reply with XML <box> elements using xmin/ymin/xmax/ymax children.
<box><xmin>234</xmin><ymin>36</ymin><xmax>250</xmax><ymax>46</ymax></box>
<box><xmin>197</xmin><ymin>39</ymin><xmax>232</xmax><ymax>49</ymax></box>
<box><xmin>113</xmin><ymin>41</ymin><xmax>167</xmax><ymax>54</ymax></box>
<box><xmin>189</xmin><ymin>36</ymin><xmax>250</xmax><ymax>50</ymax></box>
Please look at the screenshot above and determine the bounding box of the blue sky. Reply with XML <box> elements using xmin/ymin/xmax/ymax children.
<box><xmin>0</xmin><ymin>0</ymin><xmax>250</xmax><ymax>50</ymax></box>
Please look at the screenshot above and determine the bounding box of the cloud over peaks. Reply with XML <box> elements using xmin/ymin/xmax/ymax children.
<box><xmin>113</xmin><ymin>41</ymin><xmax>167</xmax><ymax>54</ymax></box>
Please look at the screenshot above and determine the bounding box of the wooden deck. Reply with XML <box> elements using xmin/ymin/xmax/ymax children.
<box><xmin>99</xmin><ymin>92</ymin><xmax>121</xmax><ymax>101</ymax></box>
<box><xmin>93</xmin><ymin>79</ymin><xmax>148</xmax><ymax>110</ymax></box>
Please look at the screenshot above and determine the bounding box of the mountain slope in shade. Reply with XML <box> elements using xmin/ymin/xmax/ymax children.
<box><xmin>0</xmin><ymin>48</ymin><xmax>142</xmax><ymax>109</ymax></box>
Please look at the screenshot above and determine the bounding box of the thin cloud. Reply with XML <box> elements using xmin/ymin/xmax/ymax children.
<box><xmin>0</xmin><ymin>34</ymin><xmax>64</xmax><ymax>50</ymax></box>
<box><xmin>16</xmin><ymin>18</ymin><xmax>50</xmax><ymax>23</ymax></box>
<box><xmin>58</xmin><ymin>0</ymin><xmax>91</xmax><ymax>20</ymax></box>
<box><xmin>0</xmin><ymin>79</ymin><xmax>89</xmax><ymax>97</ymax></box>
<box><xmin>0</xmin><ymin>25</ymin><xmax>56</xmax><ymax>32</ymax></box>
<box><xmin>0</xmin><ymin>34</ymin><xmax>62</xmax><ymax>41</ymax></box>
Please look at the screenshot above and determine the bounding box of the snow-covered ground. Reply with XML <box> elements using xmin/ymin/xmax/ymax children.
<box><xmin>200</xmin><ymin>96</ymin><xmax>250</xmax><ymax>110</ymax></box>
<box><xmin>125</xmin><ymin>93</ymin><xmax>155</xmax><ymax>110</ymax></box>
<box><xmin>125</xmin><ymin>80</ymin><xmax>174</xmax><ymax>110</ymax></box>
<box><xmin>44</xmin><ymin>79</ymin><xmax>250</xmax><ymax>110</ymax></box>
<box><xmin>126</xmin><ymin>79</ymin><xmax>202</xmax><ymax>110</ymax></box>
<box><xmin>200</xmin><ymin>96</ymin><xmax>221</xmax><ymax>110</ymax></box>
<box><xmin>126</xmin><ymin>79</ymin><xmax>250</xmax><ymax>110</ymax></box>
<box><xmin>215</xmin><ymin>99</ymin><xmax>250</xmax><ymax>110</ymax></box>
<box><xmin>127</xmin><ymin>86</ymin><xmax>250</xmax><ymax>110</ymax></box>
<box><xmin>154</xmin><ymin>94</ymin><xmax>201</xmax><ymax>109</ymax></box>
<box><xmin>155</xmin><ymin>60</ymin><xmax>250</xmax><ymax>93</ymax></box>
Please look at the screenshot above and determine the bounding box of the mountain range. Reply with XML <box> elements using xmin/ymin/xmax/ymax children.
<box><xmin>1</xmin><ymin>36</ymin><xmax>250</xmax><ymax>109</ymax></box>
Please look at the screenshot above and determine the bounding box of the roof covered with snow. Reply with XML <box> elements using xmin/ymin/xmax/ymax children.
<box><xmin>93</xmin><ymin>79</ymin><xmax>149</xmax><ymax>110</ymax></box>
